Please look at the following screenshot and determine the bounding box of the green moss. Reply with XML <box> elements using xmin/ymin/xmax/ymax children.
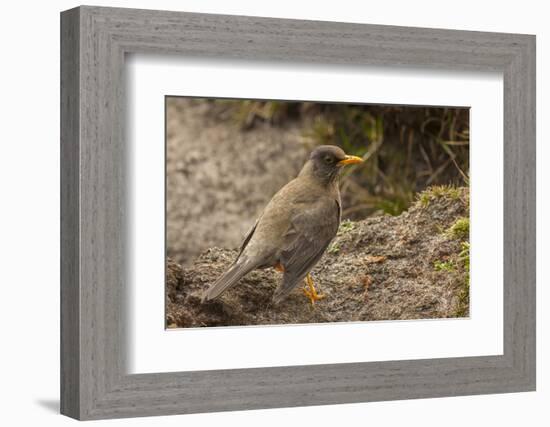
<box><xmin>459</xmin><ymin>241</ymin><xmax>470</xmax><ymax>269</ymax></box>
<box><xmin>434</xmin><ymin>260</ymin><xmax>455</xmax><ymax>272</ymax></box>
<box><xmin>327</xmin><ymin>243</ymin><xmax>340</xmax><ymax>255</ymax></box>
<box><xmin>446</xmin><ymin>217</ymin><xmax>470</xmax><ymax>239</ymax></box>
<box><xmin>418</xmin><ymin>192</ymin><xmax>431</xmax><ymax>207</ymax></box>
<box><xmin>454</xmin><ymin>242</ymin><xmax>470</xmax><ymax>317</ymax></box>
<box><xmin>418</xmin><ymin>185</ymin><xmax>462</xmax><ymax>207</ymax></box>
<box><xmin>433</xmin><ymin>241</ymin><xmax>469</xmax><ymax>318</ymax></box>
<box><xmin>338</xmin><ymin>219</ymin><xmax>355</xmax><ymax>235</ymax></box>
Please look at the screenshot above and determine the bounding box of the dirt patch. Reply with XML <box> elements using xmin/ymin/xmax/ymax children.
<box><xmin>166</xmin><ymin>186</ymin><xmax>470</xmax><ymax>328</ymax></box>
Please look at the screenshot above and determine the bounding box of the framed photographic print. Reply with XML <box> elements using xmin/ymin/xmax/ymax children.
<box><xmin>60</xmin><ymin>5</ymin><xmax>536</xmax><ymax>420</ymax></box>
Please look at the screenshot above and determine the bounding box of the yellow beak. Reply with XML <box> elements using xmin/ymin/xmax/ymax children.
<box><xmin>337</xmin><ymin>155</ymin><xmax>364</xmax><ymax>166</ymax></box>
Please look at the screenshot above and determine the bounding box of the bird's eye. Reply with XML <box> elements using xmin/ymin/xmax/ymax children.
<box><xmin>324</xmin><ymin>156</ymin><xmax>333</xmax><ymax>164</ymax></box>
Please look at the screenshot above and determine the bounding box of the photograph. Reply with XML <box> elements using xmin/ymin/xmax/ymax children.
<box><xmin>165</xmin><ymin>97</ymin><xmax>470</xmax><ymax>328</ymax></box>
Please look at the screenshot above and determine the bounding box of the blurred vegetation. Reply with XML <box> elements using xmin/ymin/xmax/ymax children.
<box><xmin>208</xmin><ymin>99</ymin><xmax>469</xmax><ymax>218</ymax></box>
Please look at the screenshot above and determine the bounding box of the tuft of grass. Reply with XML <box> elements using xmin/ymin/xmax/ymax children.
<box><xmin>434</xmin><ymin>260</ymin><xmax>455</xmax><ymax>272</ymax></box>
<box><xmin>459</xmin><ymin>241</ymin><xmax>470</xmax><ymax>270</ymax></box>
<box><xmin>418</xmin><ymin>193</ymin><xmax>431</xmax><ymax>207</ymax></box>
<box><xmin>446</xmin><ymin>217</ymin><xmax>470</xmax><ymax>240</ymax></box>
<box><xmin>454</xmin><ymin>242</ymin><xmax>470</xmax><ymax>317</ymax></box>
<box><xmin>418</xmin><ymin>185</ymin><xmax>462</xmax><ymax>207</ymax></box>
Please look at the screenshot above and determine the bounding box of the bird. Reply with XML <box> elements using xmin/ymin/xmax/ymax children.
<box><xmin>201</xmin><ymin>145</ymin><xmax>363</xmax><ymax>305</ymax></box>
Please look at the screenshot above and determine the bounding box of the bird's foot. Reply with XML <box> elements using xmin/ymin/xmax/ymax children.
<box><xmin>302</xmin><ymin>273</ymin><xmax>325</xmax><ymax>306</ymax></box>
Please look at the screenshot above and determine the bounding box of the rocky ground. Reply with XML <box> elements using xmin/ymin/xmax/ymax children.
<box><xmin>166</xmin><ymin>186</ymin><xmax>470</xmax><ymax>328</ymax></box>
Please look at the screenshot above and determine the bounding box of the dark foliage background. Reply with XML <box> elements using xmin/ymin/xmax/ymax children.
<box><xmin>210</xmin><ymin>100</ymin><xmax>469</xmax><ymax>218</ymax></box>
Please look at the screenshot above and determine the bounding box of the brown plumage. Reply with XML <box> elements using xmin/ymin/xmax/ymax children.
<box><xmin>201</xmin><ymin>145</ymin><xmax>363</xmax><ymax>304</ymax></box>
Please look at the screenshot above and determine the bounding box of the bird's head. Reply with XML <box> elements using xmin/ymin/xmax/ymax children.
<box><xmin>304</xmin><ymin>145</ymin><xmax>363</xmax><ymax>185</ymax></box>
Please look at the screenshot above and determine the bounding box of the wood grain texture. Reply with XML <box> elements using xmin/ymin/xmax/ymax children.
<box><xmin>60</xmin><ymin>5</ymin><xmax>536</xmax><ymax>420</ymax></box>
<box><xmin>60</xmin><ymin>7</ymin><xmax>80</xmax><ymax>419</ymax></box>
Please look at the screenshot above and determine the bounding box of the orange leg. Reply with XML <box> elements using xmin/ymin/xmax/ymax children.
<box><xmin>302</xmin><ymin>273</ymin><xmax>325</xmax><ymax>306</ymax></box>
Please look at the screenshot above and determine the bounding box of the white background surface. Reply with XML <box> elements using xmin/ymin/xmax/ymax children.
<box><xmin>0</xmin><ymin>0</ymin><xmax>547</xmax><ymax>426</ymax></box>
<box><xmin>128</xmin><ymin>57</ymin><xmax>503</xmax><ymax>373</ymax></box>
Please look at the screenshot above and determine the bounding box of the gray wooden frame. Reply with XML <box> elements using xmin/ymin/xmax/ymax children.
<box><xmin>60</xmin><ymin>5</ymin><xmax>536</xmax><ymax>420</ymax></box>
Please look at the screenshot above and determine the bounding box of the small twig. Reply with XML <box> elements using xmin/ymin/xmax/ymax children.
<box><xmin>450</xmin><ymin>157</ymin><xmax>470</xmax><ymax>185</ymax></box>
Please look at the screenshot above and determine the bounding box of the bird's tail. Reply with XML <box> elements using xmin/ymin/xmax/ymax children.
<box><xmin>201</xmin><ymin>258</ymin><xmax>257</xmax><ymax>302</ymax></box>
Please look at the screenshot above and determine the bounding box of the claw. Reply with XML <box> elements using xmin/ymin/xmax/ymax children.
<box><xmin>302</xmin><ymin>273</ymin><xmax>325</xmax><ymax>306</ymax></box>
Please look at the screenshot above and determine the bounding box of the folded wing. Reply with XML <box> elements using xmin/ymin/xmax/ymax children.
<box><xmin>272</xmin><ymin>198</ymin><xmax>340</xmax><ymax>303</ymax></box>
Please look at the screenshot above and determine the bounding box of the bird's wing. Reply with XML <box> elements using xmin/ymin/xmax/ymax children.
<box><xmin>272</xmin><ymin>198</ymin><xmax>340</xmax><ymax>302</ymax></box>
<box><xmin>236</xmin><ymin>217</ymin><xmax>260</xmax><ymax>260</ymax></box>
